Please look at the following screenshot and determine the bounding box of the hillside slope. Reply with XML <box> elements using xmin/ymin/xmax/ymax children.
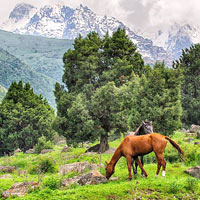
<box><xmin>0</xmin><ymin>48</ymin><xmax>56</xmax><ymax>107</ymax></box>
<box><xmin>0</xmin><ymin>30</ymin><xmax>73</xmax><ymax>108</ymax></box>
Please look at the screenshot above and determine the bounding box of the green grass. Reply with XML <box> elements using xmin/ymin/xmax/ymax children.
<box><xmin>0</xmin><ymin>132</ymin><xmax>200</xmax><ymax>199</ymax></box>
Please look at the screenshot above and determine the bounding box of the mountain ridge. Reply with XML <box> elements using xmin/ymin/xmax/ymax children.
<box><xmin>0</xmin><ymin>3</ymin><xmax>170</xmax><ymax>66</ymax></box>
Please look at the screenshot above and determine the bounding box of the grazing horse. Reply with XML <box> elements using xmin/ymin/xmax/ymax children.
<box><xmin>105</xmin><ymin>133</ymin><xmax>184</xmax><ymax>180</ymax></box>
<box><xmin>127</xmin><ymin>120</ymin><xmax>153</xmax><ymax>175</ymax></box>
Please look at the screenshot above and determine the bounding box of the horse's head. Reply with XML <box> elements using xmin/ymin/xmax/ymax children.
<box><xmin>105</xmin><ymin>161</ymin><xmax>114</xmax><ymax>179</ymax></box>
<box><xmin>142</xmin><ymin>120</ymin><xmax>153</xmax><ymax>134</ymax></box>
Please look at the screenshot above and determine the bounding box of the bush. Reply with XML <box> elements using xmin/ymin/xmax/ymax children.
<box><xmin>185</xmin><ymin>178</ymin><xmax>199</xmax><ymax>192</ymax></box>
<box><xmin>168</xmin><ymin>182</ymin><xmax>181</xmax><ymax>193</ymax></box>
<box><xmin>29</xmin><ymin>156</ymin><xmax>57</xmax><ymax>174</ymax></box>
<box><xmin>43</xmin><ymin>176</ymin><xmax>61</xmax><ymax>190</ymax></box>
<box><xmin>34</xmin><ymin>136</ymin><xmax>53</xmax><ymax>154</ymax></box>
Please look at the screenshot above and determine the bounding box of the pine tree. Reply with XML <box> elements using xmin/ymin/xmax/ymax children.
<box><xmin>0</xmin><ymin>81</ymin><xmax>55</xmax><ymax>155</ymax></box>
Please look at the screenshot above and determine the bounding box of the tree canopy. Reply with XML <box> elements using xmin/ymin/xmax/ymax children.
<box><xmin>0</xmin><ymin>81</ymin><xmax>55</xmax><ymax>155</ymax></box>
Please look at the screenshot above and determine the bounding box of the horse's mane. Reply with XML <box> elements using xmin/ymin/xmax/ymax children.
<box><xmin>134</xmin><ymin>123</ymin><xmax>143</xmax><ymax>135</ymax></box>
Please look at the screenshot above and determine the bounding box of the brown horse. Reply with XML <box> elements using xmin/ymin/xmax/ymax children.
<box><xmin>105</xmin><ymin>133</ymin><xmax>184</xmax><ymax>180</ymax></box>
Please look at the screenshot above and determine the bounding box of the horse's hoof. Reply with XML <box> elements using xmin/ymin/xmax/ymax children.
<box><xmin>128</xmin><ymin>177</ymin><xmax>132</xmax><ymax>181</ymax></box>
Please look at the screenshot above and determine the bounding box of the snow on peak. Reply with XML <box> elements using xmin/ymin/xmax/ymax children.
<box><xmin>0</xmin><ymin>3</ymin><xmax>170</xmax><ymax>65</ymax></box>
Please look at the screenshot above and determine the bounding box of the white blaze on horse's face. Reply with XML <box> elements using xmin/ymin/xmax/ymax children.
<box><xmin>143</xmin><ymin>121</ymin><xmax>153</xmax><ymax>133</ymax></box>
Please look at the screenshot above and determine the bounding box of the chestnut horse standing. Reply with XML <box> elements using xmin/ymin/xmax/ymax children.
<box><xmin>127</xmin><ymin>120</ymin><xmax>153</xmax><ymax>175</ymax></box>
<box><xmin>105</xmin><ymin>133</ymin><xmax>184</xmax><ymax>180</ymax></box>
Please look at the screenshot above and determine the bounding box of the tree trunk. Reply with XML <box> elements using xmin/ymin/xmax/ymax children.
<box><xmin>98</xmin><ymin>134</ymin><xmax>109</xmax><ymax>153</ymax></box>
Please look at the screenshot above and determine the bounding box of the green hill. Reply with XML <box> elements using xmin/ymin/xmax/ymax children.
<box><xmin>0</xmin><ymin>48</ymin><xmax>57</xmax><ymax>107</ymax></box>
<box><xmin>0</xmin><ymin>29</ymin><xmax>73</xmax><ymax>108</ymax></box>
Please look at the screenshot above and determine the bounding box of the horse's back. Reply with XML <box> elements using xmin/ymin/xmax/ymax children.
<box><xmin>121</xmin><ymin>134</ymin><xmax>153</xmax><ymax>156</ymax></box>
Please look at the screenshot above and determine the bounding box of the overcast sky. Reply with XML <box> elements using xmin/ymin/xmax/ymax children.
<box><xmin>1</xmin><ymin>0</ymin><xmax>200</xmax><ymax>34</ymax></box>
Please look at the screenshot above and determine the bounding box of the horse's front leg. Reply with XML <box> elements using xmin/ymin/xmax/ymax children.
<box><xmin>135</xmin><ymin>157</ymin><xmax>148</xmax><ymax>177</ymax></box>
<box><xmin>126</xmin><ymin>155</ymin><xmax>133</xmax><ymax>180</ymax></box>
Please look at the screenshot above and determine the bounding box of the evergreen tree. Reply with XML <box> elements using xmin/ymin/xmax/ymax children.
<box><xmin>173</xmin><ymin>44</ymin><xmax>200</xmax><ymax>126</ymax></box>
<box><xmin>128</xmin><ymin>62</ymin><xmax>182</xmax><ymax>135</ymax></box>
<box><xmin>54</xmin><ymin>29</ymin><xmax>144</xmax><ymax>152</ymax></box>
<box><xmin>0</xmin><ymin>81</ymin><xmax>55</xmax><ymax>155</ymax></box>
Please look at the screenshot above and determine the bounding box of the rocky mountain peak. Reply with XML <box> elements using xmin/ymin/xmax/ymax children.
<box><xmin>9</xmin><ymin>3</ymin><xmax>36</xmax><ymax>22</ymax></box>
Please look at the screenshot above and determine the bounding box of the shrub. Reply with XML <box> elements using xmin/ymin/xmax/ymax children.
<box><xmin>168</xmin><ymin>182</ymin><xmax>181</xmax><ymax>193</ymax></box>
<box><xmin>34</xmin><ymin>136</ymin><xmax>53</xmax><ymax>154</ymax></box>
<box><xmin>43</xmin><ymin>176</ymin><xmax>61</xmax><ymax>190</ymax></box>
<box><xmin>29</xmin><ymin>156</ymin><xmax>56</xmax><ymax>174</ymax></box>
<box><xmin>185</xmin><ymin>178</ymin><xmax>199</xmax><ymax>192</ymax></box>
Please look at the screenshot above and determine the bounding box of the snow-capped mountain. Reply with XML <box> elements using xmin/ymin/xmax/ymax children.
<box><xmin>0</xmin><ymin>3</ymin><xmax>173</xmax><ymax>65</ymax></box>
<box><xmin>142</xmin><ymin>23</ymin><xmax>200</xmax><ymax>60</ymax></box>
<box><xmin>0</xmin><ymin>3</ymin><xmax>37</xmax><ymax>32</ymax></box>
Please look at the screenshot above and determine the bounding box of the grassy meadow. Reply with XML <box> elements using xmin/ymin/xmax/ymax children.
<box><xmin>0</xmin><ymin>132</ymin><xmax>200</xmax><ymax>200</ymax></box>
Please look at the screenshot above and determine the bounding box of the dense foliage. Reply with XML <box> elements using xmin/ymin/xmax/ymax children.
<box><xmin>54</xmin><ymin>29</ymin><xmax>182</xmax><ymax>150</ymax></box>
<box><xmin>128</xmin><ymin>62</ymin><xmax>182</xmax><ymax>135</ymax></box>
<box><xmin>0</xmin><ymin>81</ymin><xmax>55</xmax><ymax>155</ymax></box>
<box><xmin>173</xmin><ymin>44</ymin><xmax>200</xmax><ymax>126</ymax></box>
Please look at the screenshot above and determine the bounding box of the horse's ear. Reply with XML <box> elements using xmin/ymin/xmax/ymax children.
<box><xmin>105</xmin><ymin>161</ymin><xmax>109</xmax><ymax>165</ymax></box>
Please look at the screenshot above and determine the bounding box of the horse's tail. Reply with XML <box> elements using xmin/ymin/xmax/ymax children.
<box><xmin>165</xmin><ymin>136</ymin><xmax>184</xmax><ymax>161</ymax></box>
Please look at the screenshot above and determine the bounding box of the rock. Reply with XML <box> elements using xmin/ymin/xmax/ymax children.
<box><xmin>61</xmin><ymin>146</ymin><xmax>71</xmax><ymax>153</ymax></box>
<box><xmin>1</xmin><ymin>182</ymin><xmax>38</xmax><ymax>198</ymax></box>
<box><xmin>40</xmin><ymin>149</ymin><xmax>55</xmax><ymax>154</ymax></box>
<box><xmin>197</xmin><ymin>131</ymin><xmax>200</xmax><ymax>139</ymax></box>
<box><xmin>59</xmin><ymin>161</ymin><xmax>98</xmax><ymax>175</ymax></box>
<box><xmin>104</xmin><ymin>148</ymin><xmax>116</xmax><ymax>154</ymax></box>
<box><xmin>61</xmin><ymin>175</ymin><xmax>82</xmax><ymax>187</ymax></box>
<box><xmin>85</xmin><ymin>144</ymin><xmax>100</xmax><ymax>153</ymax></box>
<box><xmin>25</xmin><ymin>149</ymin><xmax>35</xmax><ymax>154</ymax></box>
<box><xmin>78</xmin><ymin>171</ymin><xmax>107</xmax><ymax>185</ymax></box>
<box><xmin>185</xmin><ymin>166</ymin><xmax>200</xmax><ymax>178</ymax></box>
<box><xmin>56</xmin><ymin>140</ymin><xmax>66</xmax><ymax>145</ymax></box>
<box><xmin>0</xmin><ymin>166</ymin><xmax>15</xmax><ymax>173</ymax></box>
<box><xmin>180</xmin><ymin>128</ymin><xmax>187</xmax><ymax>133</ymax></box>
<box><xmin>109</xmin><ymin>177</ymin><xmax>120</xmax><ymax>181</ymax></box>
<box><xmin>14</xmin><ymin>148</ymin><xmax>21</xmax><ymax>153</ymax></box>
<box><xmin>190</xmin><ymin>124</ymin><xmax>200</xmax><ymax>133</ymax></box>
<box><xmin>187</xmin><ymin>138</ymin><xmax>194</xmax><ymax>143</ymax></box>
<box><xmin>0</xmin><ymin>174</ymin><xmax>12</xmax><ymax>179</ymax></box>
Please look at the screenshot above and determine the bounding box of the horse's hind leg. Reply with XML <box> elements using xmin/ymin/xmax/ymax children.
<box><xmin>156</xmin><ymin>154</ymin><xmax>166</xmax><ymax>177</ymax></box>
<box><xmin>131</xmin><ymin>158</ymin><xmax>137</xmax><ymax>175</ymax></box>
<box><xmin>140</xmin><ymin>156</ymin><xmax>144</xmax><ymax>176</ymax></box>
<box><xmin>135</xmin><ymin>157</ymin><xmax>148</xmax><ymax>177</ymax></box>
<box><xmin>161</xmin><ymin>156</ymin><xmax>166</xmax><ymax>177</ymax></box>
